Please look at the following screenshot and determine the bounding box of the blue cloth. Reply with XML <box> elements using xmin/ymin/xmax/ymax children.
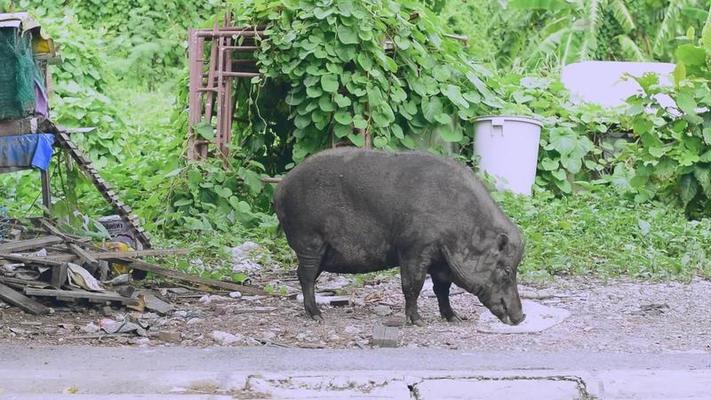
<box><xmin>0</xmin><ymin>133</ymin><xmax>55</xmax><ymax>173</ymax></box>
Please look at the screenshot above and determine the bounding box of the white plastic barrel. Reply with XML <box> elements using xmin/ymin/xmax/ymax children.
<box><xmin>473</xmin><ymin>116</ymin><xmax>543</xmax><ymax>196</ymax></box>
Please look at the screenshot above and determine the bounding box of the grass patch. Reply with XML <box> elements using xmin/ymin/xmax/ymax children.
<box><xmin>499</xmin><ymin>190</ymin><xmax>711</xmax><ymax>281</ymax></box>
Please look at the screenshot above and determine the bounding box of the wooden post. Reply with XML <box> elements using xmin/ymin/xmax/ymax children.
<box><xmin>187</xmin><ymin>29</ymin><xmax>206</xmax><ymax>160</ymax></box>
<box><xmin>40</xmin><ymin>169</ymin><xmax>51</xmax><ymax>213</ymax></box>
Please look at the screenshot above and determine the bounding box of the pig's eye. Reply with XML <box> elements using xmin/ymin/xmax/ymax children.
<box><xmin>503</xmin><ymin>266</ymin><xmax>513</xmax><ymax>277</ymax></box>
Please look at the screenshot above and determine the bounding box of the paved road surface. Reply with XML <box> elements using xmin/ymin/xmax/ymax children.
<box><xmin>1</xmin><ymin>346</ymin><xmax>709</xmax><ymax>399</ymax></box>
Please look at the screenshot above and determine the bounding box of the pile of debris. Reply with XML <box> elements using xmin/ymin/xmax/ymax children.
<box><xmin>0</xmin><ymin>217</ymin><xmax>263</xmax><ymax>317</ymax></box>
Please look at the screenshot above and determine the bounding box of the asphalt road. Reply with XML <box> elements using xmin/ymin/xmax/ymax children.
<box><xmin>1</xmin><ymin>346</ymin><xmax>710</xmax><ymax>399</ymax></box>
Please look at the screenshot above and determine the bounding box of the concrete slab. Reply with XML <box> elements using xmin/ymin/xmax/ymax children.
<box><xmin>477</xmin><ymin>300</ymin><xmax>570</xmax><ymax>334</ymax></box>
<box><xmin>414</xmin><ymin>378</ymin><xmax>583</xmax><ymax>400</ymax></box>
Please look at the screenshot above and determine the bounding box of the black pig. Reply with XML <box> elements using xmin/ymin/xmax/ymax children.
<box><xmin>274</xmin><ymin>148</ymin><xmax>525</xmax><ymax>326</ymax></box>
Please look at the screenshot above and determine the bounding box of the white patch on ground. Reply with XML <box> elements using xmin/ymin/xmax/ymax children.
<box><xmin>477</xmin><ymin>300</ymin><xmax>570</xmax><ymax>334</ymax></box>
<box><xmin>230</xmin><ymin>241</ymin><xmax>262</xmax><ymax>273</ymax></box>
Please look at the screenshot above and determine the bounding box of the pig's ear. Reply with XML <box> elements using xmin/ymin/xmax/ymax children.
<box><xmin>496</xmin><ymin>233</ymin><xmax>509</xmax><ymax>251</ymax></box>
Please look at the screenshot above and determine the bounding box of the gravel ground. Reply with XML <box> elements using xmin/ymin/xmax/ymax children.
<box><xmin>1</xmin><ymin>272</ymin><xmax>710</xmax><ymax>353</ymax></box>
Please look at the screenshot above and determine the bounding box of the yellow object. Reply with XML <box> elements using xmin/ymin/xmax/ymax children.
<box><xmin>102</xmin><ymin>241</ymin><xmax>134</xmax><ymax>275</ymax></box>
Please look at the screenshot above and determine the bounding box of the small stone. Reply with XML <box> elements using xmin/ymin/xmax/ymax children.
<box><xmin>262</xmin><ymin>331</ymin><xmax>277</xmax><ymax>341</ymax></box>
<box><xmin>211</xmin><ymin>330</ymin><xmax>241</xmax><ymax>345</ymax></box>
<box><xmin>173</xmin><ymin>310</ymin><xmax>188</xmax><ymax>318</ymax></box>
<box><xmin>81</xmin><ymin>322</ymin><xmax>100</xmax><ymax>334</ymax></box>
<box><xmin>102</xmin><ymin>306</ymin><xmax>115</xmax><ymax>317</ymax></box>
<box><xmin>229</xmin><ymin>291</ymin><xmax>242</xmax><ymax>298</ymax></box>
<box><xmin>131</xmin><ymin>337</ymin><xmax>151</xmax><ymax>346</ymax></box>
<box><xmin>186</xmin><ymin>318</ymin><xmax>203</xmax><ymax>325</ymax></box>
<box><xmin>373</xmin><ymin>305</ymin><xmax>392</xmax><ymax>316</ymax></box>
<box><xmin>158</xmin><ymin>330</ymin><xmax>182</xmax><ymax>343</ymax></box>
<box><xmin>199</xmin><ymin>295</ymin><xmax>212</xmax><ymax>305</ymax></box>
<box><xmin>344</xmin><ymin>325</ymin><xmax>360</xmax><ymax>335</ymax></box>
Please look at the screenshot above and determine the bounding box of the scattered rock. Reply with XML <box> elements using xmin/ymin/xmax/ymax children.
<box><xmin>229</xmin><ymin>291</ymin><xmax>242</xmax><ymax>299</ymax></box>
<box><xmin>211</xmin><ymin>330</ymin><xmax>244</xmax><ymax>345</ymax></box>
<box><xmin>81</xmin><ymin>322</ymin><xmax>100</xmax><ymax>334</ymax></box>
<box><xmin>158</xmin><ymin>330</ymin><xmax>182</xmax><ymax>343</ymax></box>
<box><xmin>373</xmin><ymin>305</ymin><xmax>392</xmax><ymax>316</ymax></box>
<box><xmin>186</xmin><ymin>318</ymin><xmax>203</xmax><ymax>325</ymax></box>
<box><xmin>344</xmin><ymin>325</ymin><xmax>360</xmax><ymax>335</ymax></box>
<box><xmin>231</xmin><ymin>241</ymin><xmax>263</xmax><ymax>273</ymax></box>
<box><xmin>142</xmin><ymin>292</ymin><xmax>174</xmax><ymax>315</ymax></box>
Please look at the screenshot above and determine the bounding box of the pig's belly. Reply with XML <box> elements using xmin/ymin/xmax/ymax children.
<box><xmin>320</xmin><ymin>229</ymin><xmax>399</xmax><ymax>274</ymax></box>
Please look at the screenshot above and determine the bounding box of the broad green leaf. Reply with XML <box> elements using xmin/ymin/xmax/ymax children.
<box><xmin>333</xmin><ymin>123</ymin><xmax>351</xmax><ymax>138</ymax></box>
<box><xmin>337</xmin><ymin>25</ymin><xmax>359</xmax><ymax>44</ymax></box>
<box><xmin>321</xmin><ymin>74</ymin><xmax>339</xmax><ymax>93</ymax></box>
<box><xmin>437</xmin><ymin>128</ymin><xmax>463</xmax><ymax>143</ymax></box>
<box><xmin>676</xmin><ymin>91</ymin><xmax>697</xmax><ymax>115</ymax></box>
<box><xmin>680</xmin><ymin>174</ymin><xmax>699</xmax><ymax>205</ymax></box>
<box><xmin>334</xmin><ymin>94</ymin><xmax>352</xmax><ymax>107</ymax></box>
<box><xmin>373</xmin><ymin>136</ymin><xmax>388</xmax><ymax>148</ymax></box>
<box><xmin>694</xmin><ymin>167</ymin><xmax>711</xmax><ymax>196</ymax></box>
<box><xmin>334</xmin><ymin>111</ymin><xmax>353</xmax><ymax>125</ymax></box>
<box><xmin>675</xmin><ymin>45</ymin><xmax>706</xmax><ymax>67</ymax></box>
<box><xmin>422</xmin><ymin>96</ymin><xmax>444</xmax><ymax>123</ymax></box>
<box><xmin>348</xmin><ymin>132</ymin><xmax>365</xmax><ymax>147</ymax></box>
<box><xmin>353</xmin><ymin>114</ymin><xmax>368</xmax><ymax>129</ymax></box>
<box><xmin>319</xmin><ymin>96</ymin><xmax>336</xmax><ymax>112</ymax></box>
<box><xmin>434</xmin><ymin>113</ymin><xmax>452</xmax><ymax>125</ymax></box>
<box><xmin>540</xmin><ymin>158</ymin><xmax>559</xmax><ymax>171</ymax></box>
<box><xmin>443</xmin><ymin>85</ymin><xmax>469</xmax><ymax>109</ymax></box>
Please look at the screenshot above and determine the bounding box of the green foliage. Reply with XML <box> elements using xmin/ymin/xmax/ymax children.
<box><xmin>610</xmin><ymin>75</ymin><xmax>711</xmax><ymax>217</ymax></box>
<box><xmin>231</xmin><ymin>0</ymin><xmax>500</xmax><ymax>162</ymax></box>
<box><xmin>499</xmin><ymin>190</ymin><xmax>711</xmax><ymax>280</ymax></box>
<box><xmin>439</xmin><ymin>0</ymin><xmax>709</xmax><ymax>71</ymax></box>
<box><xmin>18</xmin><ymin>0</ymin><xmax>224</xmax><ymax>85</ymax></box>
<box><xmin>39</xmin><ymin>15</ymin><xmax>127</xmax><ymax>166</ymax></box>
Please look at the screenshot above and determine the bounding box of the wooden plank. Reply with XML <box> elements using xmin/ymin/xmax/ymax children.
<box><xmin>68</xmin><ymin>243</ymin><xmax>99</xmax><ymax>266</ymax></box>
<box><xmin>0</xmin><ymin>253</ymin><xmax>65</xmax><ymax>267</ymax></box>
<box><xmin>91</xmin><ymin>249</ymin><xmax>188</xmax><ymax>260</ymax></box>
<box><xmin>0</xmin><ymin>283</ymin><xmax>50</xmax><ymax>315</ymax></box>
<box><xmin>23</xmin><ymin>288</ymin><xmax>139</xmax><ymax>305</ymax></box>
<box><xmin>50</xmin><ymin>263</ymin><xmax>68</xmax><ymax>289</ymax></box>
<box><xmin>0</xmin><ymin>235</ymin><xmax>63</xmax><ymax>253</ymax></box>
<box><xmin>124</xmin><ymin>259</ymin><xmax>265</xmax><ymax>296</ymax></box>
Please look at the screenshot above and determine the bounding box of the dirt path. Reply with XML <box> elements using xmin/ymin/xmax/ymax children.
<box><xmin>1</xmin><ymin>274</ymin><xmax>710</xmax><ymax>352</ymax></box>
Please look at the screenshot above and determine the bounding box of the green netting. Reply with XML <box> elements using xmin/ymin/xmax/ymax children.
<box><xmin>0</xmin><ymin>28</ymin><xmax>37</xmax><ymax>121</ymax></box>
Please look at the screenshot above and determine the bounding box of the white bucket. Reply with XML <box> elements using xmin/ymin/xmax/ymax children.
<box><xmin>473</xmin><ymin>116</ymin><xmax>543</xmax><ymax>196</ymax></box>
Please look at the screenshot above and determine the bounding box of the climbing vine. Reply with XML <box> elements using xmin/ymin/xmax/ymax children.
<box><xmin>230</xmin><ymin>0</ymin><xmax>501</xmax><ymax>163</ymax></box>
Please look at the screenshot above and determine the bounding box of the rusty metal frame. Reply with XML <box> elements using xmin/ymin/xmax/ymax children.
<box><xmin>187</xmin><ymin>18</ymin><xmax>263</xmax><ymax>161</ymax></box>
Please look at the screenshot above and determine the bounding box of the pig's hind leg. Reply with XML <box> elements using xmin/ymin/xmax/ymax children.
<box><xmin>296</xmin><ymin>242</ymin><xmax>327</xmax><ymax>322</ymax></box>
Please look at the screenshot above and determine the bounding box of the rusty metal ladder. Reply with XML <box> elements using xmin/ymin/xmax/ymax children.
<box><xmin>55</xmin><ymin>131</ymin><xmax>151</xmax><ymax>249</ymax></box>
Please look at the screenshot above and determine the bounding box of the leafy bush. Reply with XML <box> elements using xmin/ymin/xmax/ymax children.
<box><xmin>18</xmin><ymin>0</ymin><xmax>224</xmax><ymax>85</ymax></box>
<box><xmin>232</xmin><ymin>0</ymin><xmax>501</xmax><ymax>163</ymax></box>
<box><xmin>499</xmin><ymin>190</ymin><xmax>711</xmax><ymax>280</ymax></box>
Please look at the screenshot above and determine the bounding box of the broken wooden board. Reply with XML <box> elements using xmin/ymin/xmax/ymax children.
<box><xmin>0</xmin><ymin>253</ymin><xmax>65</xmax><ymax>267</ymax></box>
<box><xmin>0</xmin><ymin>282</ymin><xmax>50</xmax><ymax>315</ymax></box>
<box><xmin>91</xmin><ymin>248</ymin><xmax>189</xmax><ymax>260</ymax></box>
<box><xmin>109</xmin><ymin>259</ymin><xmax>266</xmax><ymax>296</ymax></box>
<box><xmin>0</xmin><ymin>235</ymin><xmax>64</xmax><ymax>253</ymax></box>
<box><xmin>50</xmin><ymin>263</ymin><xmax>68</xmax><ymax>289</ymax></box>
<box><xmin>24</xmin><ymin>287</ymin><xmax>139</xmax><ymax>306</ymax></box>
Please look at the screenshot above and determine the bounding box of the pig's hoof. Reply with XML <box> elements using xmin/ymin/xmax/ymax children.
<box><xmin>407</xmin><ymin>316</ymin><xmax>426</xmax><ymax>327</ymax></box>
<box><xmin>446</xmin><ymin>314</ymin><xmax>463</xmax><ymax>323</ymax></box>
